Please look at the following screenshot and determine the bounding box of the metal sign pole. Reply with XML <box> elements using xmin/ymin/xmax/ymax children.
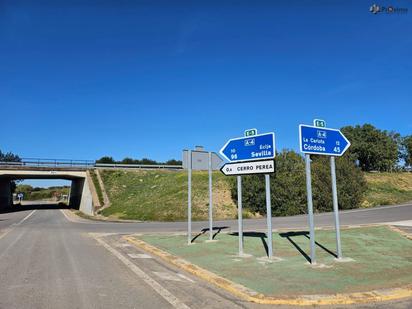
<box><xmin>237</xmin><ymin>175</ymin><xmax>243</xmax><ymax>256</ymax></box>
<box><xmin>208</xmin><ymin>152</ymin><xmax>213</xmax><ymax>241</ymax></box>
<box><xmin>305</xmin><ymin>154</ymin><xmax>316</xmax><ymax>264</ymax></box>
<box><xmin>265</xmin><ymin>174</ymin><xmax>273</xmax><ymax>259</ymax></box>
<box><xmin>330</xmin><ymin>156</ymin><xmax>342</xmax><ymax>259</ymax></box>
<box><xmin>187</xmin><ymin>150</ymin><xmax>192</xmax><ymax>245</ymax></box>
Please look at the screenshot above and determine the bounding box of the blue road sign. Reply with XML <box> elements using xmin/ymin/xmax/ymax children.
<box><xmin>220</xmin><ymin>132</ymin><xmax>275</xmax><ymax>162</ymax></box>
<box><xmin>299</xmin><ymin>125</ymin><xmax>350</xmax><ymax>156</ymax></box>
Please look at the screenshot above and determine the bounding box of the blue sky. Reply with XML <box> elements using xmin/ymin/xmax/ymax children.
<box><xmin>1</xmin><ymin>0</ymin><xmax>411</xmax><ymax>168</ymax></box>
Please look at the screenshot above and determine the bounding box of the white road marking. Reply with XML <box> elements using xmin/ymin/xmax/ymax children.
<box><xmin>128</xmin><ymin>253</ymin><xmax>152</xmax><ymax>259</ymax></box>
<box><xmin>0</xmin><ymin>228</ymin><xmax>12</xmax><ymax>240</ymax></box>
<box><xmin>177</xmin><ymin>273</ymin><xmax>195</xmax><ymax>283</ymax></box>
<box><xmin>14</xmin><ymin>210</ymin><xmax>36</xmax><ymax>226</ymax></box>
<box><xmin>117</xmin><ymin>243</ymin><xmax>133</xmax><ymax>248</ymax></box>
<box><xmin>0</xmin><ymin>210</ymin><xmax>35</xmax><ymax>242</ymax></box>
<box><xmin>153</xmin><ymin>272</ymin><xmax>183</xmax><ymax>282</ymax></box>
<box><xmin>94</xmin><ymin>236</ymin><xmax>190</xmax><ymax>309</ymax></box>
<box><xmin>60</xmin><ymin>209</ymin><xmax>74</xmax><ymax>222</ymax></box>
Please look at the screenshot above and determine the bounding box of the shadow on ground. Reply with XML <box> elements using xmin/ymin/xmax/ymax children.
<box><xmin>191</xmin><ymin>226</ymin><xmax>229</xmax><ymax>242</ymax></box>
<box><xmin>279</xmin><ymin>231</ymin><xmax>337</xmax><ymax>262</ymax></box>
<box><xmin>0</xmin><ymin>202</ymin><xmax>71</xmax><ymax>214</ymax></box>
<box><xmin>229</xmin><ymin>231</ymin><xmax>269</xmax><ymax>256</ymax></box>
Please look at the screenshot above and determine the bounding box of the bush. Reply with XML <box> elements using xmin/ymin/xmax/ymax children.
<box><xmin>311</xmin><ymin>155</ymin><xmax>367</xmax><ymax>213</ymax></box>
<box><xmin>230</xmin><ymin>150</ymin><xmax>367</xmax><ymax>216</ymax></box>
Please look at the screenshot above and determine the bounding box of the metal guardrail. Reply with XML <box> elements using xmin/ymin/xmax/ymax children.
<box><xmin>0</xmin><ymin>158</ymin><xmax>183</xmax><ymax>170</ymax></box>
<box><xmin>95</xmin><ymin>163</ymin><xmax>182</xmax><ymax>169</ymax></box>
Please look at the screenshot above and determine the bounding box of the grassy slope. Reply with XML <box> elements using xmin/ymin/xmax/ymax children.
<box><xmin>362</xmin><ymin>172</ymin><xmax>412</xmax><ymax>207</ymax></box>
<box><xmin>89</xmin><ymin>170</ymin><xmax>104</xmax><ymax>205</ymax></box>
<box><xmin>98</xmin><ymin>169</ymin><xmax>412</xmax><ymax>220</ymax></box>
<box><xmin>100</xmin><ymin>169</ymin><xmax>238</xmax><ymax>221</ymax></box>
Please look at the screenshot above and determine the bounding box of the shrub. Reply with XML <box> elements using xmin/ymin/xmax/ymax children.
<box><xmin>230</xmin><ymin>150</ymin><xmax>366</xmax><ymax>216</ymax></box>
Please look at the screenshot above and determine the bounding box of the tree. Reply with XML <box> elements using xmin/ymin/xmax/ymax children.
<box><xmin>165</xmin><ymin>159</ymin><xmax>182</xmax><ymax>165</ymax></box>
<box><xmin>230</xmin><ymin>150</ymin><xmax>367</xmax><ymax>216</ymax></box>
<box><xmin>341</xmin><ymin>124</ymin><xmax>398</xmax><ymax>172</ymax></box>
<box><xmin>402</xmin><ymin>136</ymin><xmax>412</xmax><ymax>167</ymax></box>
<box><xmin>96</xmin><ymin>156</ymin><xmax>115</xmax><ymax>164</ymax></box>
<box><xmin>0</xmin><ymin>150</ymin><xmax>21</xmax><ymax>162</ymax></box>
<box><xmin>121</xmin><ymin>157</ymin><xmax>136</xmax><ymax>164</ymax></box>
<box><xmin>0</xmin><ymin>150</ymin><xmax>21</xmax><ymax>193</ymax></box>
<box><xmin>311</xmin><ymin>155</ymin><xmax>366</xmax><ymax>212</ymax></box>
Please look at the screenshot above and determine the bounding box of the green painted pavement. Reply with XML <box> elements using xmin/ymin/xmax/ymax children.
<box><xmin>139</xmin><ymin>226</ymin><xmax>412</xmax><ymax>296</ymax></box>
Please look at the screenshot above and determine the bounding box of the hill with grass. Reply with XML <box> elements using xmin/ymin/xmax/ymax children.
<box><xmin>95</xmin><ymin>169</ymin><xmax>412</xmax><ymax>221</ymax></box>
<box><xmin>98</xmin><ymin>169</ymin><xmax>241</xmax><ymax>221</ymax></box>
<box><xmin>362</xmin><ymin>172</ymin><xmax>412</xmax><ymax>207</ymax></box>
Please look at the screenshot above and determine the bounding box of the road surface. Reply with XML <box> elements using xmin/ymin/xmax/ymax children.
<box><xmin>0</xmin><ymin>204</ymin><xmax>411</xmax><ymax>309</ymax></box>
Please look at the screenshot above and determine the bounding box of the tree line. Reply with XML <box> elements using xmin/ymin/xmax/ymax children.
<box><xmin>96</xmin><ymin>156</ymin><xmax>182</xmax><ymax>166</ymax></box>
<box><xmin>230</xmin><ymin>123</ymin><xmax>412</xmax><ymax>216</ymax></box>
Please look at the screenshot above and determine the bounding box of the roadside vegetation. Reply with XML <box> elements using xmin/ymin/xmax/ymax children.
<box><xmin>99</xmin><ymin>169</ymin><xmax>239</xmax><ymax>221</ymax></box>
<box><xmin>89</xmin><ymin>169</ymin><xmax>104</xmax><ymax>206</ymax></box>
<box><xmin>363</xmin><ymin>172</ymin><xmax>412</xmax><ymax>207</ymax></box>
<box><xmin>15</xmin><ymin>184</ymin><xmax>70</xmax><ymax>201</ymax></box>
<box><xmin>96</xmin><ymin>167</ymin><xmax>412</xmax><ymax>221</ymax></box>
<box><xmin>231</xmin><ymin>150</ymin><xmax>367</xmax><ymax>216</ymax></box>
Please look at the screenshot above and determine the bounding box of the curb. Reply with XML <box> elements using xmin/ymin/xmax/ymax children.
<box><xmin>124</xmin><ymin>236</ymin><xmax>412</xmax><ymax>306</ymax></box>
<box><xmin>388</xmin><ymin>225</ymin><xmax>412</xmax><ymax>240</ymax></box>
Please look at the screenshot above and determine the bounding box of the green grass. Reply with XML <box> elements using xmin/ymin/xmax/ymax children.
<box><xmin>139</xmin><ymin>226</ymin><xmax>412</xmax><ymax>296</ymax></box>
<box><xmin>362</xmin><ymin>172</ymin><xmax>412</xmax><ymax>207</ymax></box>
<box><xmin>89</xmin><ymin>169</ymin><xmax>104</xmax><ymax>206</ymax></box>
<box><xmin>96</xmin><ymin>169</ymin><xmax>412</xmax><ymax>221</ymax></box>
<box><xmin>16</xmin><ymin>185</ymin><xmax>70</xmax><ymax>201</ymax></box>
<box><xmin>100</xmin><ymin>169</ymin><xmax>239</xmax><ymax>221</ymax></box>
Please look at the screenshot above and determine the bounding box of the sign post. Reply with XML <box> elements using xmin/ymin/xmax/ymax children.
<box><xmin>237</xmin><ymin>175</ymin><xmax>243</xmax><ymax>256</ymax></box>
<box><xmin>299</xmin><ymin>122</ymin><xmax>350</xmax><ymax>263</ymax></box>
<box><xmin>183</xmin><ymin>148</ymin><xmax>223</xmax><ymax>245</ymax></box>
<box><xmin>220</xmin><ymin>131</ymin><xmax>275</xmax><ymax>258</ymax></box>
<box><xmin>265</xmin><ymin>174</ymin><xmax>273</xmax><ymax>258</ymax></box>
<box><xmin>330</xmin><ymin>156</ymin><xmax>342</xmax><ymax>259</ymax></box>
<box><xmin>187</xmin><ymin>150</ymin><xmax>192</xmax><ymax>245</ymax></box>
<box><xmin>208</xmin><ymin>152</ymin><xmax>213</xmax><ymax>241</ymax></box>
<box><xmin>304</xmin><ymin>154</ymin><xmax>316</xmax><ymax>264</ymax></box>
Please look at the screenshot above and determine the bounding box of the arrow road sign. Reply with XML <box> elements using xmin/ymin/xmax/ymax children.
<box><xmin>220</xmin><ymin>160</ymin><xmax>275</xmax><ymax>176</ymax></box>
<box><xmin>220</xmin><ymin>132</ymin><xmax>275</xmax><ymax>162</ymax></box>
<box><xmin>299</xmin><ymin>125</ymin><xmax>350</xmax><ymax>156</ymax></box>
<box><xmin>182</xmin><ymin>150</ymin><xmax>223</xmax><ymax>170</ymax></box>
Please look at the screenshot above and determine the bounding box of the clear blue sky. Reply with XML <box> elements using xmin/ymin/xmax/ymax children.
<box><xmin>1</xmin><ymin>1</ymin><xmax>411</xmax><ymax>165</ymax></box>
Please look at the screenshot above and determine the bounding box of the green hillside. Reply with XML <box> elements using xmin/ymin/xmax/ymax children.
<box><xmin>97</xmin><ymin>169</ymin><xmax>412</xmax><ymax>221</ymax></box>
<box><xmin>362</xmin><ymin>172</ymin><xmax>412</xmax><ymax>207</ymax></box>
<box><xmin>99</xmin><ymin>169</ymin><xmax>239</xmax><ymax>221</ymax></box>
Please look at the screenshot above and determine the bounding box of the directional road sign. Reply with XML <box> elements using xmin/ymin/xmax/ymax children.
<box><xmin>299</xmin><ymin>125</ymin><xmax>350</xmax><ymax>156</ymax></box>
<box><xmin>220</xmin><ymin>132</ymin><xmax>275</xmax><ymax>162</ymax></box>
<box><xmin>182</xmin><ymin>150</ymin><xmax>223</xmax><ymax>170</ymax></box>
<box><xmin>220</xmin><ymin>160</ymin><xmax>275</xmax><ymax>176</ymax></box>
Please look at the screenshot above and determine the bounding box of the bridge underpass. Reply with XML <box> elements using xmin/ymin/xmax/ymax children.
<box><xmin>0</xmin><ymin>168</ymin><xmax>94</xmax><ymax>215</ymax></box>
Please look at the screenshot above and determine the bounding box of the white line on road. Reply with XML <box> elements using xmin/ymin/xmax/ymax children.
<box><xmin>177</xmin><ymin>273</ymin><xmax>195</xmax><ymax>283</ymax></box>
<box><xmin>127</xmin><ymin>253</ymin><xmax>152</xmax><ymax>259</ymax></box>
<box><xmin>153</xmin><ymin>272</ymin><xmax>184</xmax><ymax>282</ymax></box>
<box><xmin>14</xmin><ymin>210</ymin><xmax>36</xmax><ymax>226</ymax></box>
<box><xmin>93</xmin><ymin>235</ymin><xmax>190</xmax><ymax>309</ymax></box>
<box><xmin>117</xmin><ymin>243</ymin><xmax>133</xmax><ymax>248</ymax></box>
<box><xmin>0</xmin><ymin>210</ymin><xmax>35</xmax><ymax>241</ymax></box>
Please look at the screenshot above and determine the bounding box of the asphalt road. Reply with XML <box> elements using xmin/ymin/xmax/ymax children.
<box><xmin>0</xmin><ymin>204</ymin><xmax>411</xmax><ymax>309</ymax></box>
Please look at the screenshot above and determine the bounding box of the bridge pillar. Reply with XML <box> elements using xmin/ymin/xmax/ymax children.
<box><xmin>0</xmin><ymin>179</ymin><xmax>12</xmax><ymax>210</ymax></box>
<box><xmin>69</xmin><ymin>178</ymin><xmax>84</xmax><ymax>210</ymax></box>
<box><xmin>70</xmin><ymin>178</ymin><xmax>93</xmax><ymax>215</ymax></box>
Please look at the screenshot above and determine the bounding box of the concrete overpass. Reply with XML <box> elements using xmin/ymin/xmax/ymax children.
<box><xmin>0</xmin><ymin>167</ymin><xmax>95</xmax><ymax>215</ymax></box>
